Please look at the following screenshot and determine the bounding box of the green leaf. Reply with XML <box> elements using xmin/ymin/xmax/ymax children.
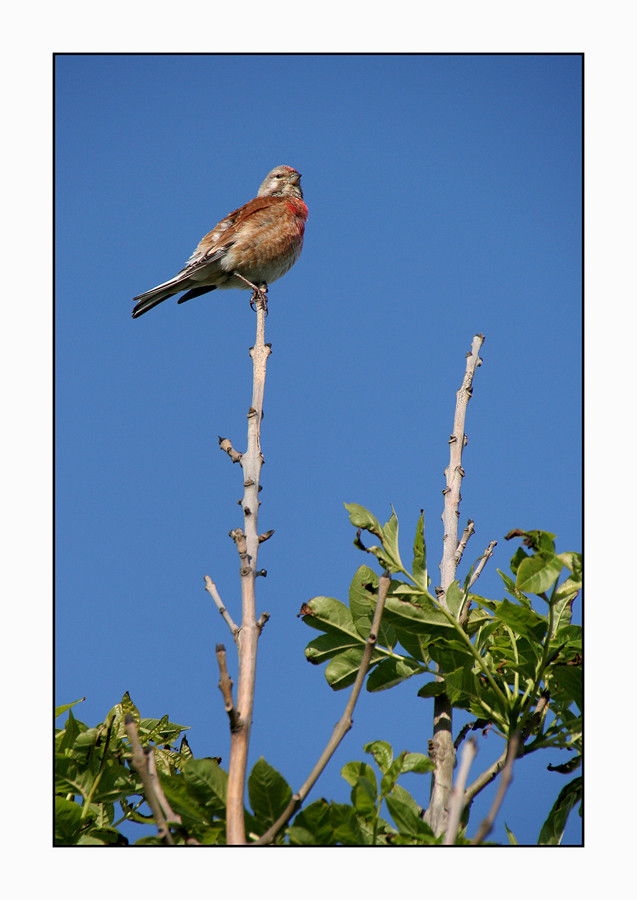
<box><xmin>139</xmin><ymin>715</ymin><xmax>188</xmax><ymax>746</ymax></box>
<box><xmin>329</xmin><ymin>802</ymin><xmax>367</xmax><ymax>845</ymax></box>
<box><xmin>305</xmin><ymin>632</ymin><xmax>359</xmax><ymax>665</ymax></box>
<box><xmin>383</xmin><ymin>592</ymin><xmax>451</xmax><ymax>632</ymax></box>
<box><xmin>504</xmin><ymin>823</ymin><xmax>519</xmax><ymax>845</ymax></box>
<box><xmin>289</xmin><ymin>799</ymin><xmax>335</xmax><ymax>846</ymax></box>
<box><xmin>156</xmin><ymin>770</ymin><xmax>215</xmax><ymax>829</ymax></box>
<box><xmin>55</xmin><ymin>698</ymin><xmax>85</xmax><ymax>719</ymax></box>
<box><xmin>550</xmin><ymin>666</ymin><xmax>582</xmax><ymax>713</ymax></box>
<box><xmin>348</xmin><ymin>565</ymin><xmax>378</xmax><ymax>637</ymax></box>
<box><xmin>57</xmin><ymin>707</ymin><xmax>84</xmax><ymax>752</ymax></box>
<box><xmin>497</xmin><ymin>569</ymin><xmax>532</xmax><ymax>606</ymax></box>
<box><xmin>509</xmin><ymin>546</ymin><xmax>529</xmax><ymax>575</ymax></box>
<box><xmin>442</xmin><ymin>666</ymin><xmax>480</xmax><ymax>706</ymax></box>
<box><xmin>493</xmin><ymin>598</ymin><xmax>547</xmax><ymax>641</ymax></box>
<box><xmin>77</xmin><ymin>826</ymin><xmax>127</xmax><ymax>846</ymax></box>
<box><xmin>348</xmin><ymin>773</ymin><xmax>377</xmax><ymax>819</ymax></box>
<box><xmin>380</xmin><ymin>507</ymin><xmax>404</xmax><ymax>571</ymax></box>
<box><xmin>412</xmin><ymin>511</ymin><xmax>428</xmax><ymax>590</ymax></box>
<box><xmin>366</xmin><ymin>657</ymin><xmax>422</xmax><ymax>692</ymax></box>
<box><xmin>508</xmin><ymin>529</ymin><xmax>556</xmax><ymax>553</ymax></box>
<box><xmin>395</xmin><ymin>629</ymin><xmax>430</xmax><ymax>664</ymax></box>
<box><xmin>516</xmin><ymin>553</ymin><xmax>564</xmax><ymax>595</ymax></box>
<box><xmin>248</xmin><ymin>758</ymin><xmax>292</xmax><ymax>829</ymax></box>
<box><xmin>385</xmin><ymin>784</ymin><xmax>433</xmax><ymax>841</ymax></box>
<box><xmin>183</xmin><ymin>757</ymin><xmax>227</xmax><ymax>818</ymax></box>
<box><xmin>325</xmin><ymin>648</ymin><xmax>367</xmax><ymax>690</ymax></box>
<box><xmin>417</xmin><ymin>680</ymin><xmax>447</xmax><ymax>699</ymax></box>
<box><xmin>301</xmin><ymin>596</ymin><xmax>359</xmax><ymax>637</ymax></box>
<box><xmin>55</xmin><ymin>753</ymin><xmax>132</xmax><ymax>805</ymax></box>
<box><xmin>427</xmin><ymin>638</ymin><xmax>476</xmax><ymax>674</ymax></box>
<box><xmin>550</xmin><ymin>589</ymin><xmax>575</xmax><ymax>637</ymax></box>
<box><xmin>54</xmin><ymin>796</ymin><xmax>83</xmax><ymax>845</ymax></box>
<box><xmin>557</xmin><ymin>551</ymin><xmax>582</xmax><ymax>578</ymax></box>
<box><xmin>445</xmin><ymin>581</ymin><xmax>463</xmax><ymax>617</ymax></box>
<box><xmin>538</xmin><ymin>777</ymin><xmax>582</xmax><ymax>845</ymax></box>
<box><xmin>364</xmin><ymin>740</ymin><xmax>393</xmax><ymax>774</ymax></box>
<box><xmin>344</xmin><ymin>502</ymin><xmax>383</xmax><ymax>536</ymax></box>
<box><xmin>400</xmin><ymin>752</ymin><xmax>434</xmax><ymax>774</ymax></box>
<box><xmin>341</xmin><ymin>761</ymin><xmax>377</xmax><ymax>791</ymax></box>
<box><xmin>349</xmin><ymin>565</ymin><xmax>396</xmax><ymax>648</ymax></box>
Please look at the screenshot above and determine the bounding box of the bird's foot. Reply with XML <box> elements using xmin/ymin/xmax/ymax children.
<box><xmin>232</xmin><ymin>274</ymin><xmax>268</xmax><ymax>313</ymax></box>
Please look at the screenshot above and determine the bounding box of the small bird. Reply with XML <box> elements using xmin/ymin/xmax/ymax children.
<box><xmin>132</xmin><ymin>165</ymin><xmax>307</xmax><ymax>318</ymax></box>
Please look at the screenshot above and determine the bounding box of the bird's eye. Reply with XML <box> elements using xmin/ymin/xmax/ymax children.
<box><xmin>275</xmin><ymin>173</ymin><xmax>283</xmax><ymax>178</ymax></box>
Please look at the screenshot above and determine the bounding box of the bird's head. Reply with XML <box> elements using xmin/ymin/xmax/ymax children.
<box><xmin>258</xmin><ymin>165</ymin><xmax>303</xmax><ymax>199</ymax></box>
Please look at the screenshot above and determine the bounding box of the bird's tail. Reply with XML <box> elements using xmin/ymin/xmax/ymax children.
<box><xmin>131</xmin><ymin>282</ymin><xmax>179</xmax><ymax>318</ymax></box>
<box><xmin>132</xmin><ymin>273</ymin><xmax>220</xmax><ymax>318</ymax></box>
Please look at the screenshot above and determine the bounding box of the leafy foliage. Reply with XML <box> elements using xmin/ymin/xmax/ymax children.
<box><xmin>56</xmin><ymin>508</ymin><xmax>581</xmax><ymax>845</ymax></box>
<box><xmin>299</xmin><ymin>506</ymin><xmax>582</xmax><ymax>843</ymax></box>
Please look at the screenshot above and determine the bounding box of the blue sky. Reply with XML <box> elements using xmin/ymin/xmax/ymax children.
<box><xmin>55</xmin><ymin>53</ymin><xmax>581</xmax><ymax>845</ymax></box>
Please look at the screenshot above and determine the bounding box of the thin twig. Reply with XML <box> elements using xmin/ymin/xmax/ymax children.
<box><xmin>204</xmin><ymin>575</ymin><xmax>240</xmax><ymax>639</ymax></box>
<box><xmin>453</xmin><ymin>520</ymin><xmax>475</xmax><ymax>568</ymax></box>
<box><xmin>464</xmin><ymin>745</ymin><xmax>509</xmax><ymax>805</ymax></box>
<box><xmin>146</xmin><ymin>749</ymin><xmax>179</xmax><ymax>823</ymax></box>
<box><xmin>253</xmin><ymin>571</ymin><xmax>392</xmax><ymax>845</ymax></box>
<box><xmin>124</xmin><ymin>714</ymin><xmax>174</xmax><ymax>845</ymax></box>
<box><xmin>216</xmin><ymin>644</ymin><xmax>242</xmax><ymax>732</ymax></box>
<box><xmin>467</xmin><ymin>539</ymin><xmax>498</xmax><ymax>592</ymax></box>
<box><xmin>458</xmin><ymin>539</ymin><xmax>498</xmax><ymax>627</ymax></box>
<box><xmin>145</xmin><ymin>730</ymin><xmax>204</xmax><ymax>845</ymax></box>
<box><xmin>146</xmin><ymin>747</ymin><xmax>202</xmax><ymax>844</ymax></box>
<box><xmin>443</xmin><ymin>737</ymin><xmax>478</xmax><ymax>845</ymax></box>
<box><xmin>470</xmin><ymin>732</ymin><xmax>520</xmax><ymax>844</ymax></box>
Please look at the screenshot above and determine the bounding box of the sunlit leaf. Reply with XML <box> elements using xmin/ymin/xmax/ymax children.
<box><xmin>516</xmin><ymin>553</ymin><xmax>564</xmax><ymax>595</ymax></box>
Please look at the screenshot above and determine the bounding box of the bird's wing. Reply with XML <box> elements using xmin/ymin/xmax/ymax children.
<box><xmin>184</xmin><ymin>196</ymin><xmax>281</xmax><ymax>272</ymax></box>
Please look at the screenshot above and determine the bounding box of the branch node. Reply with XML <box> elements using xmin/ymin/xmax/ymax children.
<box><xmin>219</xmin><ymin>436</ymin><xmax>243</xmax><ymax>463</ymax></box>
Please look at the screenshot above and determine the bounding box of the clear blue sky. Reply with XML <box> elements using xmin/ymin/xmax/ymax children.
<box><xmin>55</xmin><ymin>54</ymin><xmax>582</xmax><ymax>845</ymax></box>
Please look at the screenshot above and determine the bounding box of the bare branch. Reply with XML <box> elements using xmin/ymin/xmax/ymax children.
<box><xmin>467</xmin><ymin>539</ymin><xmax>498</xmax><ymax>592</ymax></box>
<box><xmin>453</xmin><ymin>519</ymin><xmax>475</xmax><ymax>568</ymax></box>
<box><xmin>443</xmin><ymin>737</ymin><xmax>478</xmax><ymax>845</ymax></box>
<box><xmin>253</xmin><ymin>571</ymin><xmax>392</xmax><ymax>845</ymax></box>
<box><xmin>425</xmin><ymin>333</ymin><xmax>485</xmax><ymax>838</ymax></box>
<box><xmin>145</xmin><ymin>748</ymin><xmax>202</xmax><ymax>845</ymax></box>
<box><xmin>224</xmin><ymin>294</ymin><xmax>271</xmax><ymax>845</ymax></box>
<box><xmin>470</xmin><ymin>732</ymin><xmax>520</xmax><ymax>844</ymax></box>
<box><xmin>458</xmin><ymin>539</ymin><xmax>498</xmax><ymax>627</ymax></box>
<box><xmin>204</xmin><ymin>576</ymin><xmax>239</xmax><ymax>639</ymax></box>
<box><xmin>216</xmin><ymin>644</ymin><xmax>242</xmax><ymax>732</ymax></box>
<box><xmin>124</xmin><ymin>714</ymin><xmax>174</xmax><ymax>845</ymax></box>
<box><xmin>439</xmin><ymin>333</ymin><xmax>484</xmax><ymax>601</ymax></box>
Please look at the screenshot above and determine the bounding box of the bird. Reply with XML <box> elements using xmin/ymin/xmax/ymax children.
<box><xmin>132</xmin><ymin>165</ymin><xmax>307</xmax><ymax>318</ymax></box>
